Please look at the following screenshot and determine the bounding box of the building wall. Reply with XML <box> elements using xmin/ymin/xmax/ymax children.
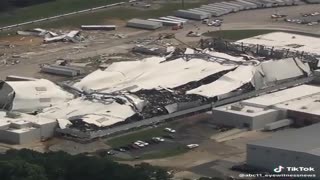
<box><xmin>287</xmin><ymin>110</ymin><xmax>320</xmax><ymax>126</ymax></box>
<box><xmin>19</xmin><ymin>129</ymin><xmax>41</xmax><ymax>144</ymax></box>
<box><xmin>212</xmin><ymin>108</ymin><xmax>254</xmax><ymax>129</ymax></box>
<box><xmin>251</xmin><ymin>110</ymin><xmax>286</xmax><ymax>129</ymax></box>
<box><xmin>32</xmin><ymin>121</ymin><xmax>57</xmax><ymax>139</ymax></box>
<box><xmin>0</xmin><ymin>130</ymin><xmax>20</xmax><ymax>144</ymax></box>
<box><xmin>0</xmin><ymin>129</ymin><xmax>40</xmax><ymax>144</ymax></box>
<box><xmin>247</xmin><ymin>144</ymin><xmax>320</xmax><ymax>176</ymax></box>
<box><xmin>212</xmin><ymin>109</ymin><xmax>283</xmax><ymax>130</ymax></box>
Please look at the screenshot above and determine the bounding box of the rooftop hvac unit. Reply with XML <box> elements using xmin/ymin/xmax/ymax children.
<box><xmin>230</xmin><ymin>104</ymin><xmax>243</xmax><ymax>111</ymax></box>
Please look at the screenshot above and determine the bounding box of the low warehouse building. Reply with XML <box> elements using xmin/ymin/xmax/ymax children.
<box><xmin>212</xmin><ymin>85</ymin><xmax>320</xmax><ymax>129</ymax></box>
<box><xmin>0</xmin><ymin>112</ymin><xmax>57</xmax><ymax>144</ymax></box>
<box><xmin>127</xmin><ymin>18</ymin><xmax>163</xmax><ymax>30</ymax></box>
<box><xmin>274</xmin><ymin>93</ymin><xmax>320</xmax><ymax>126</ymax></box>
<box><xmin>247</xmin><ymin>123</ymin><xmax>320</xmax><ymax>177</ymax></box>
<box><xmin>212</xmin><ymin>103</ymin><xmax>285</xmax><ymax>130</ymax></box>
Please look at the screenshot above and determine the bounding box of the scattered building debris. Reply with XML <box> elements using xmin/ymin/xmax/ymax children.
<box><xmin>17</xmin><ymin>28</ymin><xmax>58</xmax><ymax>38</ymax></box>
<box><xmin>186</xmin><ymin>31</ymin><xmax>201</xmax><ymax>37</ymax></box>
<box><xmin>44</xmin><ymin>30</ymin><xmax>84</xmax><ymax>43</ymax></box>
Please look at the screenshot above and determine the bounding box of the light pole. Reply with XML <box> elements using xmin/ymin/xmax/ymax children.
<box><xmin>182</xmin><ymin>0</ymin><xmax>185</xmax><ymax>8</ymax></box>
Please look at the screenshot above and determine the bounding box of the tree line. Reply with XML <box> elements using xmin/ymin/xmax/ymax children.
<box><xmin>1</xmin><ymin>0</ymin><xmax>56</xmax><ymax>11</ymax></box>
<box><xmin>0</xmin><ymin>149</ymin><xmax>171</xmax><ymax>180</ymax></box>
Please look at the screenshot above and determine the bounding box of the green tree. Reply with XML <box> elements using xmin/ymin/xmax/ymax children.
<box><xmin>0</xmin><ymin>160</ymin><xmax>48</xmax><ymax>180</ymax></box>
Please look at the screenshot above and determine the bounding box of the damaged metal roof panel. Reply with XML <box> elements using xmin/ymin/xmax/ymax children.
<box><xmin>7</xmin><ymin>79</ymin><xmax>73</xmax><ymax>113</ymax></box>
<box><xmin>251</xmin><ymin>58</ymin><xmax>310</xmax><ymax>90</ymax></box>
<box><xmin>44</xmin><ymin>34</ymin><xmax>67</xmax><ymax>43</ymax></box>
<box><xmin>40</xmin><ymin>97</ymin><xmax>137</xmax><ymax>127</ymax></box>
<box><xmin>187</xmin><ymin>65</ymin><xmax>255</xmax><ymax>98</ymax></box>
<box><xmin>73</xmin><ymin>57</ymin><xmax>236</xmax><ymax>93</ymax></box>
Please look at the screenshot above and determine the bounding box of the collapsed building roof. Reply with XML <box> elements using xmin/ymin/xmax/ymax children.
<box><xmin>73</xmin><ymin>56</ymin><xmax>237</xmax><ymax>93</ymax></box>
<box><xmin>238</xmin><ymin>32</ymin><xmax>320</xmax><ymax>55</ymax></box>
<box><xmin>6</xmin><ymin>79</ymin><xmax>73</xmax><ymax>113</ymax></box>
<box><xmin>187</xmin><ymin>65</ymin><xmax>256</xmax><ymax>98</ymax></box>
<box><xmin>251</xmin><ymin>58</ymin><xmax>311</xmax><ymax>90</ymax></box>
<box><xmin>40</xmin><ymin>94</ymin><xmax>141</xmax><ymax>130</ymax></box>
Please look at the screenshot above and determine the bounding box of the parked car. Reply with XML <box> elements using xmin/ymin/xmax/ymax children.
<box><xmin>152</xmin><ymin>137</ymin><xmax>165</xmax><ymax>142</ymax></box>
<box><xmin>115</xmin><ymin>148</ymin><xmax>126</xmax><ymax>152</ymax></box>
<box><xmin>186</xmin><ymin>144</ymin><xmax>199</xmax><ymax>149</ymax></box>
<box><xmin>107</xmin><ymin>150</ymin><xmax>116</xmax><ymax>155</ymax></box>
<box><xmin>134</xmin><ymin>141</ymin><xmax>145</xmax><ymax>147</ymax></box>
<box><xmin>164</xmin><ymin>128</ymin><xmax>176</xmax><ymax>133</ymax></box>
<box><xmin>136</xmin><ymin>140</ymin><xmax>149</xmax><ymax>146</ymax></box>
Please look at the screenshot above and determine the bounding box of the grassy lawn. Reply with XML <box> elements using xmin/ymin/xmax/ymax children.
<box><xmin>106</xmin><ymin>126</ymin><xmax>167</xmax><ymax>148</ymax></box>
<box><xmin>0</xmin><ymin>0</ymin><xmax>124</xmax><ymax>26</ymax></box>
<box><xmin>202</xmin><ymin>29</ymin><xmax>277</xmax><ymax>41</ymax></box>
<box><xmin>32</xmin><ymin>2</ymin><xmax>205</xmax><ymax>28</ymax></box>
<box><xmin>139</xmin><ymin>145</ymin><xmax>189</xmax><ymax>160</ymax></box>
<box><xmin>0</xmin><ymin>1</ymin><xmax>206</xmax><ymax>28</ymax></box>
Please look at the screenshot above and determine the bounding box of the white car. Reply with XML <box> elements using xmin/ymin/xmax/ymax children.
<box><xmin>134</xmin><ymin>141</ymin><xmax>145</xmax><ymax>147</ymax></box>
<box><xmin>152</xmin><ymin>137</ymin><xmax>165</xmax><ymax>142</ymax></box>
<box><xmin>164</xmin><ymin>128</ymin><xmax>176</xmax><ymax>133</ymax></box>
<box><xmin>187</xmin><ymin>144</ymin><xmax>199</xmax><ymax>149</ymax></box>
<box><xmin>136</xmin><ymin>140</ymin><xmax>148</xmax><ymax>146</ymax></box>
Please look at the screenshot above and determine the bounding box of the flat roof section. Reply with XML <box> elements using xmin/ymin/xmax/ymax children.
<box><xmin>238</xmin><ymin>32</ymin><xmax>320</xmax><ymax>55</ymax></box>
<box><xmin>275</xmin><ymin>93</ymin><xmax>320</xmax><ymax>115</ymax></box>
<box><xmin>242</xmin><ymin>85</ymin><xmax>320</xmax><ymax>108</ymax></box>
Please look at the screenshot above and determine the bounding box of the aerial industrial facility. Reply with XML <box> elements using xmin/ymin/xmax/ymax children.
<box><xmin>1</xmin><ymin>0</ymin><xmax>320</xmax><ymax>179</ymax></box>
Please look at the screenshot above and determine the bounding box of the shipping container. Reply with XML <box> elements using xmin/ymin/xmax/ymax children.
<box><xmin>127</xmin><ymin>18</ymin><xmax>163</xmax><ymax>30</ymax></box>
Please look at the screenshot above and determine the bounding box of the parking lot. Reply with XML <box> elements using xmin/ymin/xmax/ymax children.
<box><xmin>101</xmin><ymin>113</ymin><xmax>226</xmax><ymax>160</ymax></box>
<box><xmin>284</xmin><ymin>11</ymin><xmax>320</xmax><ymax>26</ymax></box>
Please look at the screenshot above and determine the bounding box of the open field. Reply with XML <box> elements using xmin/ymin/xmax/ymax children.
<box><xmin>36</xmin><ymin>2</ymin><xmax>206</xmax><ymax>29</ymax></box>
<box><xmin>0</xmin><ymin>0</ymin><xmax>208</xmax><ymax>29</ymax></box>
<box><xmin>0</xmin><ymin>0</ymin><xmax>123</xmax><ymax>26</ymax></box>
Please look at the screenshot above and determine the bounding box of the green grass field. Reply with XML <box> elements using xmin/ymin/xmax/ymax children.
<box><xmin>0</xmin><ymin>0</ymin><xmax>124</xmax><ymax>26</ymax></box>
<box><xmin>0</xmin><ymin>1</ymin><xmax>206</xmax><ymax>28</ymax></box>
<box><xmin>32</xmin><ymin>2</ymin><xmax>205</xmax><ymax>28</ymax></box>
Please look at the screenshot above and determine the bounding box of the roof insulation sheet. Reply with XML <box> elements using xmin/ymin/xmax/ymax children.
<box><xmin>74</xmin><ymin>57</ymin><xmax>237</xmax><ymax>93</ymax></box>
<box><xmin>187</xmin><ymin>65</ymin><xmax>255</xmax><ymax>97</ymax></box>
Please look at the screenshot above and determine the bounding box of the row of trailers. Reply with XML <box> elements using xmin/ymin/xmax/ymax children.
<box><xmin>127</xmin><ymin>16</ymin><xmax>188</xmax><ymax>30</ymax></box>
<box><xmin>174</xmin><ymin>0</ymin><xmax>302</xmax><ymax>20</ymax></box>
<box><xmin>126</xmin><ymin>0</ymin><xmax>302</xmax><ymax>29</ymax></box>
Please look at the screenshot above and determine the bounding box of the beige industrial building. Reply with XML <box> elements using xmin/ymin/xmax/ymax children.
<box><xmin>0</xmin><ymin>112</ymin><xmax>57</xmax><ymax>144</ymax></box>
<box><xmin>212</xmin><ymin>103</ymin><xmax>285</xmax><ymax>129</ymax></box>
<box><xmin>212</xmin><ymin>85</ymin><xmax>320</xmax><ymax>130</ymax></box>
